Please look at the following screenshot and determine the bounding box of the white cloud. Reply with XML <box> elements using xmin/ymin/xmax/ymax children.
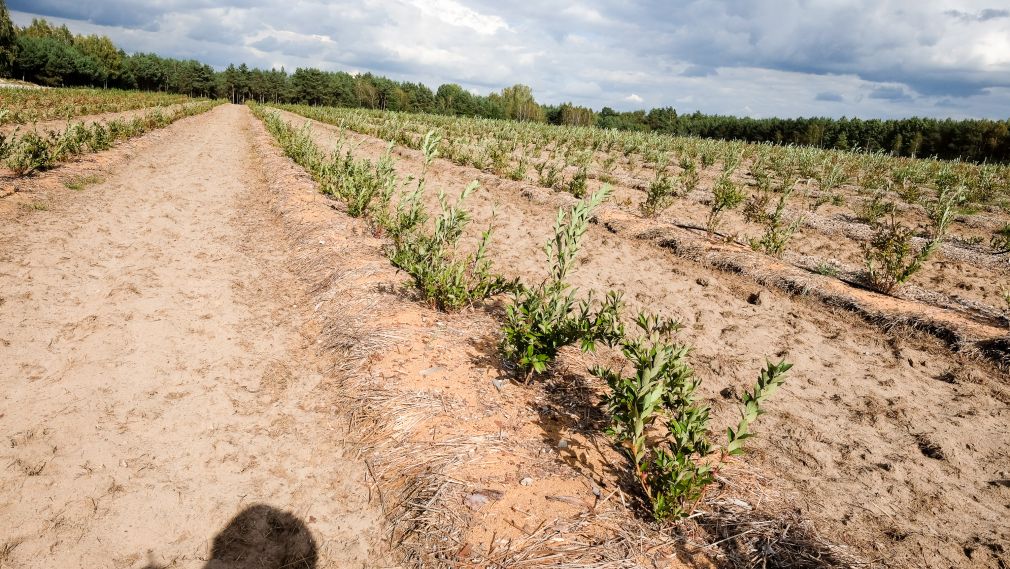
<box><xmin>9</xmin><ymin>1</ymin><xmax>1010</xmax><ymax>119</ymax></box>
<box><xmin>404</xmin><ymin>0</ymin><xmax>507</xmax><ymax>36</ymax></box>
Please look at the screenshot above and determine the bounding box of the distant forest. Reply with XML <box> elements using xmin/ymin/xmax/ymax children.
<box><xmin>1</xmin><ymin>4</ymin><xmax>1008</xmax><ymax>163</ymax></box>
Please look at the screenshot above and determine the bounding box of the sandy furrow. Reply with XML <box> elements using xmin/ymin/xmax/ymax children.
<box><xmin>0</xmin><ymin>104</ymin><xmax>390</xmax><ymax>569</ymax></box>
<box><xmin>272</xmin><ymin>108</ymin><xmax>1010</xmax><ymax>569</ymax></box>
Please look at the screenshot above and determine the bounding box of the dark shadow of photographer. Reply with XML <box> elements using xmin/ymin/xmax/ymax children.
<box><xmin>142</xmin><ymin>504</ymin><xmax>317</xmax><ymax>569</ymax></box>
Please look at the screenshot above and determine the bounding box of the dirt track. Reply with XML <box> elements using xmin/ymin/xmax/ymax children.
<box><xmin>0</xmin><ymin>105</ymin><xmax>389</xmax><ymax>568</ymax></box>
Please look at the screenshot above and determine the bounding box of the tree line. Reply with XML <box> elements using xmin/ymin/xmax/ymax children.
<box><xmin>597</xmin><ymin>107</ymin><xmax>1010</xmax><ymax>163</ymax></box>
<box><xmin>1</xmin><ymin>3</ymin><xmax>1007</xmax><ymax>163</ymax></box>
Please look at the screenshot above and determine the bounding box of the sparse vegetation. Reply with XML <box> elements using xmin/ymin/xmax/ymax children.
<box><xmin>2</xmin><ymin>101</ymin><xmax>221</xmax><ymax>176</ymax></box>
<box><xmin>64</xmin><ymin>174</ymin><xmax>104</xmax><ymax>190</ymax></box>
<box><xmin>592</xmin><ymin>313</ymin><xmax>791</xmax><ymax>520</ymax></box>
<box><xmin>814</xmin><ymin>261</ymin><xmax>840</xmax><ymax>277</ymax></box>
<box><xmin>500</xmin><ymin>188</ymin><xmax>624</xmax><ymax>379</ymax></box>
<box><xmin>862</xmin><ymin>186</ymin><xmax>963</xmax><ymax>293</ymax></box>
<box><xmin>706</xmin><ymin>172</ymin><xmax>746</xmax><ymax>234</ymax></box>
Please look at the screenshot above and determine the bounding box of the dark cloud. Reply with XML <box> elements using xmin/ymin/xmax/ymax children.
<box><xmin>8</xmin><ymin>0</ymin><xmax>166</xmax><ymax>30</ymax></box>
<box><xmin>945</xmin><ymin>8</ymin><xmax>1010</xmax><ymax>22</ymax></box>
<box><xmin>815</xmin><ymin>92</ymin><xmax>844</xmax><ymax>102</ymax></box>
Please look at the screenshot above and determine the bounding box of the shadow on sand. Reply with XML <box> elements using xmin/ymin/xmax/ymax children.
<box><xmin>143</xmin><ymin>504</ymin><xmax>317</xmax><ymax>569</ymax></box>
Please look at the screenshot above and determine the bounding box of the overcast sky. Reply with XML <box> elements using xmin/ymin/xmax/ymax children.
<box><xmin>10</xmin><ymin>0</ymin><xmax>1010</xmax><ymax>119</ymax></box>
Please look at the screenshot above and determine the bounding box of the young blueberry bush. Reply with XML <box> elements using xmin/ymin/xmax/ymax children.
<box><xmin>706</xmin><ymin>172</ymin><xmax>746</xmax><ymax>234</ymax></box>
<box><xmin>501</xmin><ymin>187</ymin><xmax>624</xmax><ymax>380</ymax></box>
<box><xmin>749</xmin><ymin>187</ymin><xmax>804</xmax><ymax>257</ymax></box>
<box><xmin>640</xmin><ymin>153</ymin><xmax>680</xmax><ymax>218</ymax></box>
<box><xmin>592</xmin><ymin>315</ymin><xmax>791</xmax><ymax>520</ymax></box>
<box><xmin>862</xmin><ymin>185</ymin><xmax>963</xmax><ymax>293</ymax></box>
<box><xmin>390</xmin><ymin>180</ymin><xmax>516</xmax><ymax>311</ymax></box>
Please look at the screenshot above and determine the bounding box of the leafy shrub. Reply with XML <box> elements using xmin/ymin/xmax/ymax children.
<box><xmin>706</xmin><ymin>173</ymin><xmax>745</xmax><ymax>233</ymax></box>
<box><xmin>272</xmin><ymin>120</ymin><xmax>324</xmax><ymax>172</ymax></box>
<box><xmin>592</xmin><ymin>314</ymin><xmax>791</xmax><ymax>520</ymax></box>
<box><xmin>640</xmin><ymin>154</ymin><xmax>679</xmax><ymax>217</ymax></box>
<box><xmin>679</xmin><ymin>156</ymin><xmax>699</xmax><ymax>193</ymax></box>
<box><xmin>389</xmin><ymin>181</ymin><xmax>515</xmax><ymax>311</ymax></box>
<box><xmin>5</xmin><ymin>132</ymin><xmax>54</xmax><ymax>175</ymax></box>
<box><xmin>507</xmin><ymin>156</ymin><xmax>528</xmax><ymax>181</ymax></box>
<box><xmin>539</xmin><ymin>160</ymin><xmax>562</xmax><ymax>190</ymax></box>
<box><xmin>856</xmin><ymin>192</ymin><xmax>896</xmax><ymax>224</ymax></box>
<box><xmin>501</xmin><ymin>187</ymin><xmax>623</xmax><ymax>379</ymax></box>
<box><xmin>862</xmin><ymin>186</ymin><xmax>963</xmax><ymax>292</ymax></box>
<box><xmin>328</xmin><ymin>143</ymin><xmax>397</xmax><ymax>218</ymax></box>
<box><xmin>742</xmin><ymin>188</ymin><xmax>771</xmax><ymax>224</ymax></box>
<box><xmin>0</xmin><ymin>131</ymin><xmax>13</xmax><ymax>163</ymax></box>
<box><xmin>568</xmin><ymin>161</ymin><xmax>589</xmax><ymax>198</ymax></box>
<box><xmin>750</xmin><ymin>188</ymin><xmax>803</xmax><ymax>256</ymax></box>
<box><xmin>817</xmin><ymin>160</ymin><xmax>846</xmax><ymax>193</ymax></box>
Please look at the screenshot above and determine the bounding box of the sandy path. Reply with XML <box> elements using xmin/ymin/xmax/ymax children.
<box><xmin>0</xmin><ymin>105</ymin><xmax>389</xmax><ymax>568</ymax></box>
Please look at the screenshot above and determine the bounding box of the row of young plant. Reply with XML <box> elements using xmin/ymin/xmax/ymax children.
<box><xmin>0</xmin><ymin>100</ymin><xmax>222</xmax><ymax>176</ymax></box>
<box><xmin>272</xmin><ymin>103</ymin><xmax>1010</xmax><ymax>212</ymax></box>
<box><xmin>0</xmin><ymin>87</ymin><xmax>192</xmax><ymax>126</ymax></box>
<box><xmin>275</xmin><ymin>104</ymin><xmax>1008</xmax><ymax>302</ymax></box>
<box><xmin>252</xmin><ymin>104</ymin><xmax>791</xmax><ymax>521</ymax></box>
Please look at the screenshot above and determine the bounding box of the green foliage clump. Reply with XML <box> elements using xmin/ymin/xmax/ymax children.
<box><xmin>592</xmin><ymin>314</ymin><xmax>791</xmax><ymax>520</ymax></box>
<box><xmin>991</xmin><ymin>223</ymin><xmax>1010</xmax><ymax>254</ymax></box>
<box><xmin>4</xmin><ymin>131</ymin><xmax>54</xmax><ymax>175</ymax></box>
<box><xmin>750</xmin><ymin>187</ymin><xmax>803</xmax><ymax>257</ymax></box>
<box><xmin>856</xmin><ymin>192</ymin><xmax>896</xmax><ymax>225</ymax></box>
<box><xmin>501</xmin><ymin>187</ymin><xmax>623</xmax><ymax>379</ymax></box>
<box><xmin>706</xmin><ymin>172</ymin><xmax>745</xmax><ymax>233</ymax></box>
<box><xmin>640</xmin><ymin>154</ymin><xmax>679</xmax><ymax>217</ymax></box>
<box><xmin>862</xmin><ymin>186</ymin><xmax>963</xmax><ymax>293</ymax></box>
<box><xmin>390</xmin><ymin>181</ymin><xmax>516</xmax><ymax>311</ymax></box>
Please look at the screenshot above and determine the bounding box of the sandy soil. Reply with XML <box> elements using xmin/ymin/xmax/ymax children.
<box><xmin>0</xmin><ymin>105</ymin><xmax>391</xmax><ymax>568</ymax></box>
<box><xmin>273</xmin><ymin>108</ymin><xmax>1010</xmax><ymax>568</ymax></box>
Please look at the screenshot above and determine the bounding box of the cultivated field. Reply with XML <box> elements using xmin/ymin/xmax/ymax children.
<box><xmin>1</xmin><ymin>97</ymin><xmax>1007</xmax><ymax>569</ymax></box>
<box><xmin>0</xmin><ymin>87</ymin><xmax>191</xmax><ymax>126</ymax></box>
<box><xmin>0</xmin><ymin>87</ymin><xmax>219</xmax><ymax>193</ymax></box>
